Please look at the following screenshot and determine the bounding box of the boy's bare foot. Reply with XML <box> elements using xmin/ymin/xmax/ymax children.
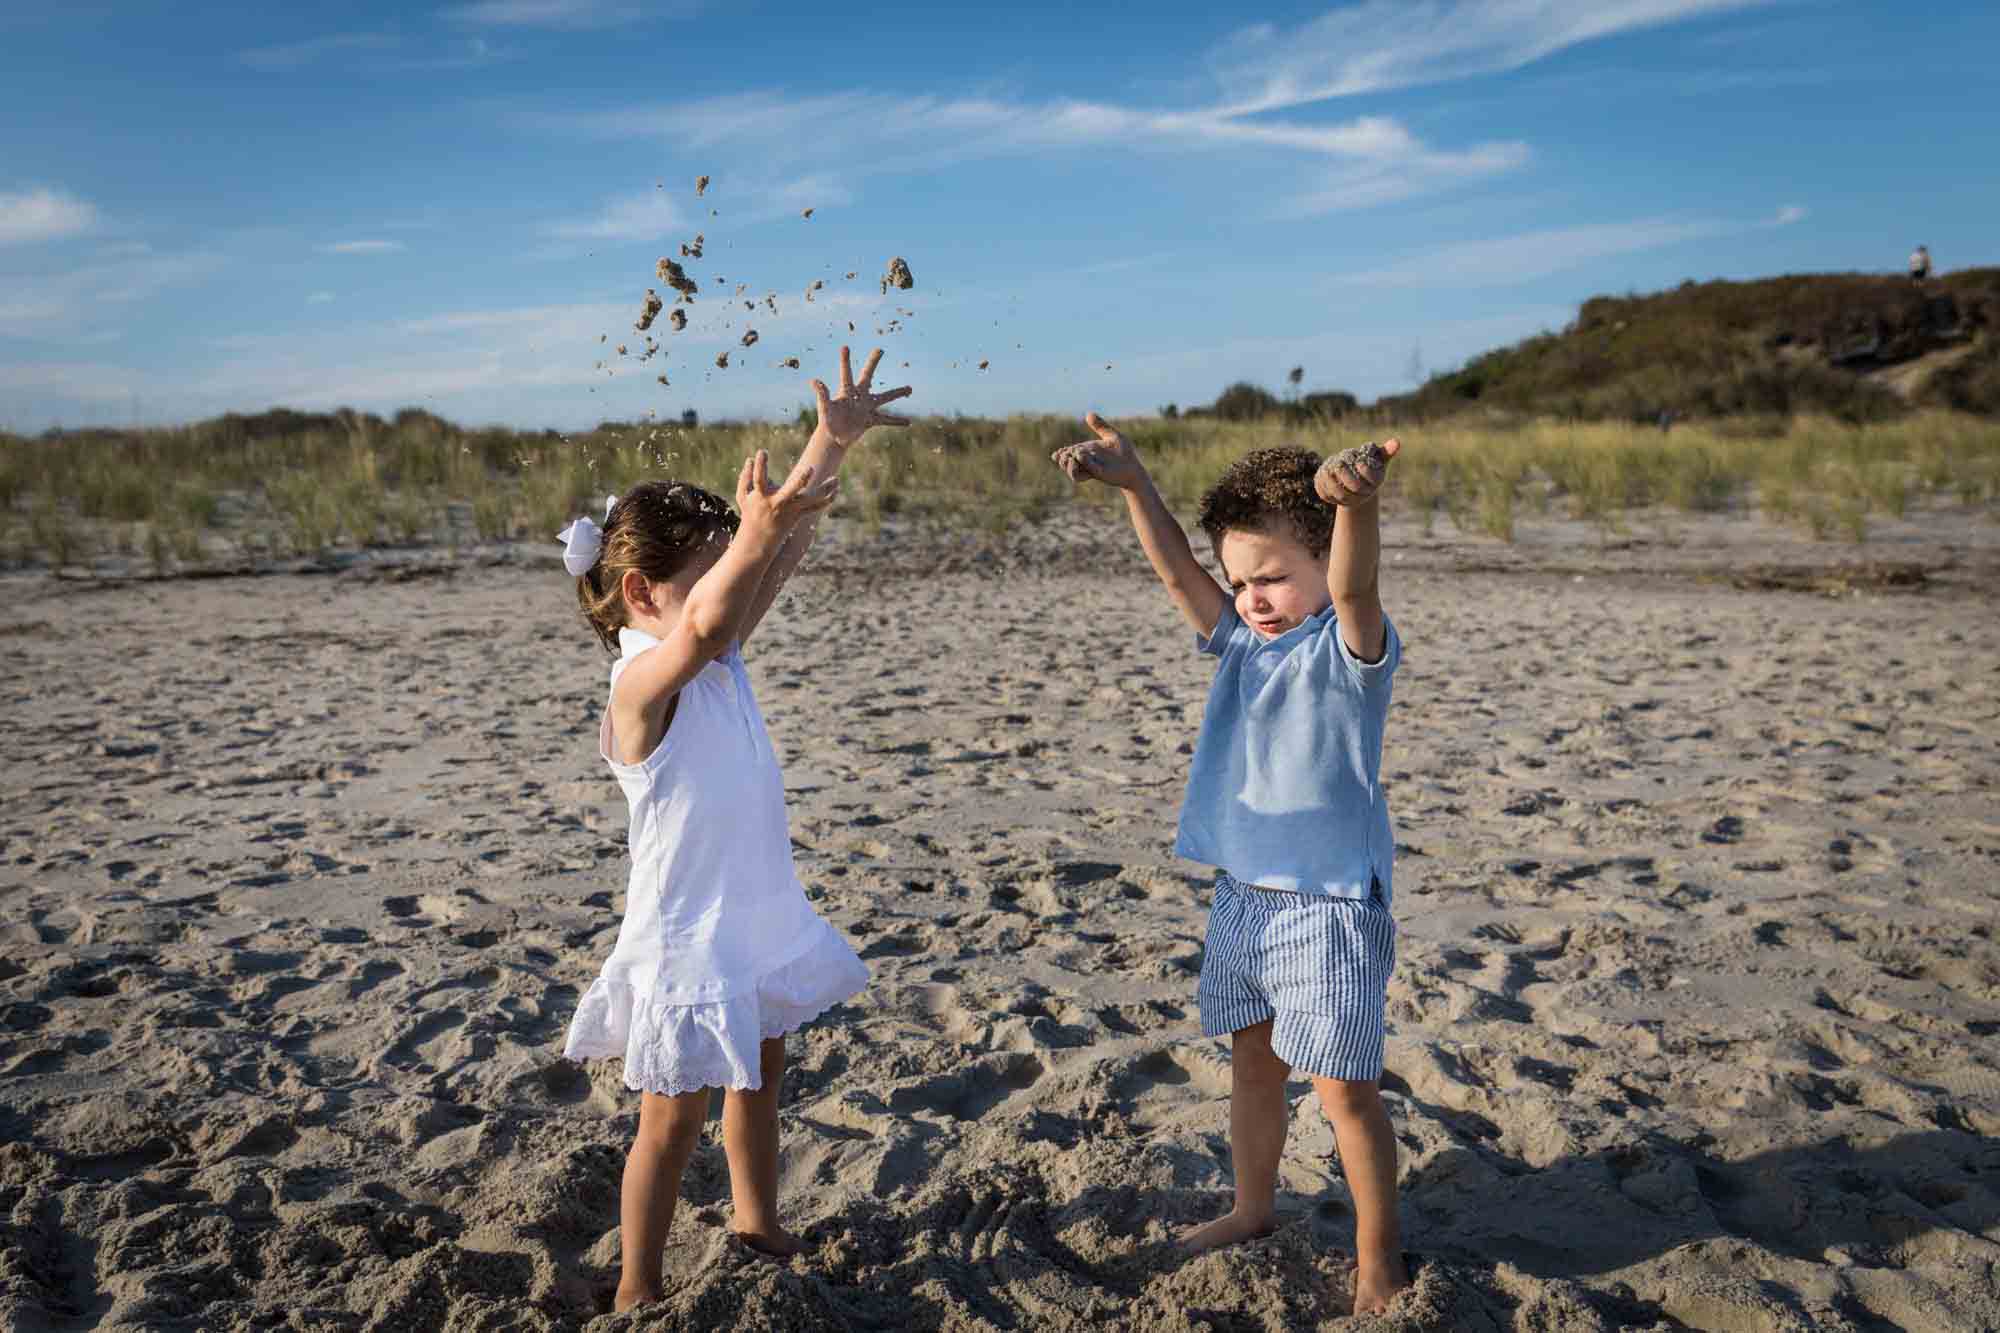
<box><xmin>731</xmin><ymin>1226</ymin><xmax>804</xmax><ymax>1260</ymax></box>
<box><xmin>1179</xmin><ymin>1208</ymin><xmax>1277</xmax><ymax>1254</ymax></box>
<box><xmin>613</xmin><ymin>1283</ymin><xmax>662</xmax><ymax>1313</ymax></box>
<box><xmin>1351</xmin><ymin>1254</ymin><xmax>1411</xmax><ymax>1315</ymax></box>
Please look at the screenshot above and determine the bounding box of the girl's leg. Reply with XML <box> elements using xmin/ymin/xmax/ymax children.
<box><xmin>616</xmin><ymin>1087</ymin><xmax>712</xmax><ymax>1311</ymax></box>
<box><xmin>1314</xmin><ymin>1077</ymin><xmax>1407</xmax><ymax>1315</ymax></box>
<box><xmin>721</xmin><ymin>1035</ymin><xmax>802</xmax><ymax>1256</ymax></box>
<box><xmin>1182</xmin><ymin>1018</ymin><xmax>1291</xmax><ymax>1252</ymax></box>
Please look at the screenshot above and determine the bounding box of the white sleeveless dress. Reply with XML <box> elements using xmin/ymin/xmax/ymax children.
<box><xmin>562</xmin><ymin>627</ymin><xmax>868</xmax><ymax>1095</ymax></box>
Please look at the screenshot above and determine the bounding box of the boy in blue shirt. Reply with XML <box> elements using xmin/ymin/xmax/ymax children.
<box><xmin>1053</xmin><ymin>415</ymin><xmax>1408</xmax><ymax>1314</ymax></box>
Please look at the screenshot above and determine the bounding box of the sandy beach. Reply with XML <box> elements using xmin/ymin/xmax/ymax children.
<box><xmin>2</xmin><ymin>506</ymin><xmax>1997</xmax><ymax>1331</ymax></box>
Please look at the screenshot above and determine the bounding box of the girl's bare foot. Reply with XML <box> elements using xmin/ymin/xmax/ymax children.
<box><xmin>613</xmin><ymin>1283</ymin><xmax>662</xmax><ymax>1313</ymax></box>
<box><xmin>731</xmin><ymin>1225</ymin><xmax>804</xmax><ymax>1260</ymax></box>
<box><xmin>1351</xmin><ymin>1254</ymin><xmax>1411</xmax><ymax>1315</ymax></box>
<box><xmin>1179</xmin><ymin>1208</ymin><xmax>1277</xmax><ymax>1254</ymax></box>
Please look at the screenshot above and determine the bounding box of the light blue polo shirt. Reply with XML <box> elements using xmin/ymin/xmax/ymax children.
<box><xmin>1173</xmin><ymin>601</ymin><xmax>1400</xmax><ymax>902</ymax></box>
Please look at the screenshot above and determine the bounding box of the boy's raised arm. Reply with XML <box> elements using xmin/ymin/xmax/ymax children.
<box><xmin>1053</xmin><ymin>413</ymin><xmax>1227</xmax><ymax>638</ymax></box>
<box><xmin>1314</xmin><ymin>438</ymin><xmax>1401</xmax><ymax>664</ymax></box>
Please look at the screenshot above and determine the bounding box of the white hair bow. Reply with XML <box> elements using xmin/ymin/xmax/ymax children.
<box><xmin>557</xmin><ymin>495</ymin><xmax>618</xmax><ymax>576</ymax></box>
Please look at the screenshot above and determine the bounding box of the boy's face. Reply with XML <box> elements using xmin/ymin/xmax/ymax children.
<box><xmin>1217</xmin><ymin>525</ymin><xmax>1331</xmax><ymax>639</ymax></box>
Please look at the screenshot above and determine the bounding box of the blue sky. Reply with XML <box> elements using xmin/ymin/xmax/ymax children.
<box><xmin>3</xmin><ymin>0</ymin><xmax>1995</xmax><ymax>431</ymax></box>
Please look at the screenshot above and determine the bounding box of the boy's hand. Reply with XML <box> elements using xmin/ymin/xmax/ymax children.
<box><xmin>811</xmin><ymin>346</ymin><xmax>914</xmax><ymax>447</ymax></box>
<box><xmin>1316</xmin><ymin>438</ymin><xmax>1401</xmax><ymax>506</ymax></box>
<box><xmin>736</xmin><ymin>449</ymin><xmax>839</xmax><ymax>540</ymax></box>
<box><xmin>1052</xmin><ymin>412</ymin><xmax>1147</xmax><ymax>490</ymax></box>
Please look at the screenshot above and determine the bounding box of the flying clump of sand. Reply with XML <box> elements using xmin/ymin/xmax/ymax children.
<box><xmin>654</xmin><ymin>258</ymin><xmax>698</xmax><ymax>303</ymax></box>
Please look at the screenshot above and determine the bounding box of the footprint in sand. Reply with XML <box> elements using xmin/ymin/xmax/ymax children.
<box><xmin>888</xmin><ymin>1052</ymin><xmax>1046</xmax><ymax>1122</ymax></box>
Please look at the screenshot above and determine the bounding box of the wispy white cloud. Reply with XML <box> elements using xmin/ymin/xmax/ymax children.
<box><xmin>242</xmin><ymin>29</ymin><xmax>517</xmax><ymax>73</ymax></box>
<box><xmin>376</xmin><ymin>37</ymin><xmax>516</xmax><ymax>71</ymax></box>
<box><xmin>538</xmin><ymin>173</ymin><xmax>852</xmax><ymax>242</ymax></box>
<box><xmin>523</xmin><ymin>92</ymin><xmax>1528</xmax><ymax>219</ymax></box>
<box><xmin>1768</xmin><ymin>203</ymin><xmax>1807</xmax><ymax>227</ymax></box>
<box><xmin>1335</xmin><ymin>217</ymin><xmax>1726</xmax><ymax>288</ymax></box>
<box><xmin>0</xmin><ymin>361</ymin><xmax>152</xmax><ymax>405</ymax></box>
<box><xmin>1210</xmin><ymin>0</ymin><xmax>1777</xmax><ymax>113</ymax></box>
<box><xmin>307</xmin><ymin>291</ymin><xmax>337</xmax><ymax>304</ymax></box>
<box><xmin>240</xmin><ymin>31</ymin><xmax>398</xmax><ymax>71</ymax></box>
<box><xmin>544</xmin><ymin>192</ymin><xmax>684</xmax><ymax>241</ymax></box>
<box><xmin>0</xmin><ymin>249</ymin><xmax>221</xmax><ymax>339</ymax></box>
<box><xmin>0</xmin><ymin>187</ymin><xmax>99</xmax><ymax>246</ymax></box>
<box><xmin>440</xmin><ymin>0</ymin><xmax>702</xmax><ymax>29</ymax></box>
<box><xmin>318</xmin><ymin>239</ymin><xmax>406</xmax><ymax>255</ymax></box>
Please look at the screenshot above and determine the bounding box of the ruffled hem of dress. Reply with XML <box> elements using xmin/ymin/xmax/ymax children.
<box><xmin>561</xmin><ymin>919</ymin><xmax>868</xmax><ymax>1096</ymax></box>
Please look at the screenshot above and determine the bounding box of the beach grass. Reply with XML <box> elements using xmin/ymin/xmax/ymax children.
<box><xmin>2</xmin><ymin>408</ymin><xmax>1996</xmax><ymax>571</ymax></box>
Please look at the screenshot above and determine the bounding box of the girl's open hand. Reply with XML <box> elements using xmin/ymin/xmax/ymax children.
<box><xmin>812</xmin><ymin>346</ymin><xmax>914</xmax><ymax>446</ymax></box>
<box><xmin>736</xmin><ymin>449</ymin><xmax>839</xmax><ymax>538</ymax></box>
<box><xmin>1315</xmin><ymin>438</ymin><xmax>1401</xmax><ymax>506</ymax></box>
<box><xmin>1052</xmin><ymin>412</ymin><xmax>1147</xmax><ymax>491</ymax></box>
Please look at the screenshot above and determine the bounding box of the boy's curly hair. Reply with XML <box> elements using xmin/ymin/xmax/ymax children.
<box><xmin>1196</xmin><ymin>447</ymin><xmax>1333</xmax><ymax>560</ymax></box>
<box><xmin>575</xmin><ymin>479</ymin><xmax>739</xmax><ymax>652</ymax></box>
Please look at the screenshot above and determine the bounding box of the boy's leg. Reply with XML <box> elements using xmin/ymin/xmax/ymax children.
<box><xmin>1314</xmin><ymin>1077</ymin><xmax>1407</xmax><ymax>1314</ymax></box>
<box><xmin>721</xmin><ymin>1035</ymin><xmax>802</xmax><ymax>1256</ymax></box>
<box><xmin>1182</xmin><ymin>1018</ymin><xmax>1292</xmax><ymax>1252</ymax></box>
<box><xmin>617</xmin><ymin>1086</ymin><xmax>712</xmax><ymax>1311</ymax></box>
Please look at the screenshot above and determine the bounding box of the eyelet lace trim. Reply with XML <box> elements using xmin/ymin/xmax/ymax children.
<box><xmin>565</xmin><ymin>924</ymin><xmax>866</xmax><ymax>1096</ymax></box>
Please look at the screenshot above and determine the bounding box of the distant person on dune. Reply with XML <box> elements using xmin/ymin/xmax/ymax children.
<box><xmin>1910</xmin><ymin>244</ymin><xmax>1932</xmax><ymax>283</ymax></box>
<box><xmin>1053</xmin><ymin>421</ymin><xmax>1411</xmax><ymax>1314</ymax></box>
<box><xmin>557</xmin><ymin>347</ymin><xmax>914</xmax><ymax>1313</ymax></box>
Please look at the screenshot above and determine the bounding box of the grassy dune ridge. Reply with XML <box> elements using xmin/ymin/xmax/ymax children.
<box><xmin>1373</xmin><ymin>269</ymin><xmax>2000</xmax><ymax>423</ymax></box>
<box><xmin>2</xmin><ymin>407</ymin><xmax>1998</xmax><ymax>573</ymax></box>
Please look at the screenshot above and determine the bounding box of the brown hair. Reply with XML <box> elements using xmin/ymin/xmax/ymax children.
<box><xmin>574</xmin><ymin>479</ymin><xmax>739</xmax><ymax>652</ymax></box>
<box><xmin>1195</xmin><ymin>446</ymin><xmax>1334</xmax><ymax>560</ymax></box>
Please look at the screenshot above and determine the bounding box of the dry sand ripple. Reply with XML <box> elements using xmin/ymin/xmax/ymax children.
<box><xmin>1</xmin><ymin>512</ymin><xmax>1997</xmax><ymax>1331</ymax></box>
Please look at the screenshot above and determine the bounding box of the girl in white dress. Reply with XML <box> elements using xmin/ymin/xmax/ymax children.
<box><xmin>560</xmin><ymin>348</ymin><xmax>913</xmax><ymax>1311</ymax></box>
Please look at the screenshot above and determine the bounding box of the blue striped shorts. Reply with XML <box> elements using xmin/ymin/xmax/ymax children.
<box><xmin>1196</xmin><ymin>870</ymin><xmax>1396</xmax><ymax>1082</ymax></box>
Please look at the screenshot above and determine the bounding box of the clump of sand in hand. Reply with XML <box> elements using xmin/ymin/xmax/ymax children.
<box><xmin>635</xmin><ymin>290</ymin><xmax>663</xmax><ymax>332</ymax></box>
<box><xmin>1319</xmin><ymin>443</ymin><xmax>1390</xmax><ymax>503</ymax></box>
<box><xmin>881</xmin><ymin>257</ymin><xmax>914</xmax><ymax>294</ymax></box>
<box><xmin>1331</xmin><ymin>442</ymin><xmax>1389</xmax><ymax>477</ymax></box>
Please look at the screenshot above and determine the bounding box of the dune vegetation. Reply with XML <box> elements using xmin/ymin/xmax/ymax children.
<box><xmin>2</xmin><ymin>403</ymin><xmax>1996</xmax><ymax>574</ymax></box>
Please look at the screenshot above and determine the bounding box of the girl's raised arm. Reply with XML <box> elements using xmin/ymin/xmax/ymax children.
<box><xmin>610</xmin><ymin>454</ymin><xmax>835</xmax><ymax>758</ymax></box>
<box><xmin>738</xmin><ymin>346</ymin><xmax>914</xmax><ymax>646</ymax></box>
